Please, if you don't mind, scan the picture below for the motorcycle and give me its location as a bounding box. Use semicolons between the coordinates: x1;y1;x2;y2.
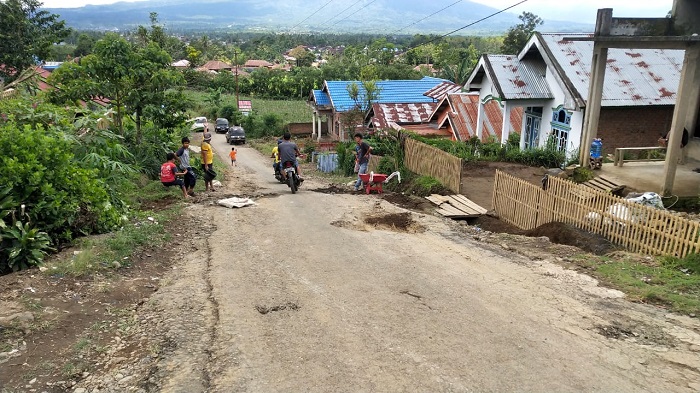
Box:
281;161;301;193
273;163;285;183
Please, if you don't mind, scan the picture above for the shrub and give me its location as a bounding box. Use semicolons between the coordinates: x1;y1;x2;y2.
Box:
408;176;448;197
0;189;53;273
0;124;123;244
219;105;243;125
335;141;357;176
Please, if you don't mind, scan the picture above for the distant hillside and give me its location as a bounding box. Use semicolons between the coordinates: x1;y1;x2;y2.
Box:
46;0;593;34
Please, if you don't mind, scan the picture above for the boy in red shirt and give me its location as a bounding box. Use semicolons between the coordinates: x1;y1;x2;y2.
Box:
160;152;189;199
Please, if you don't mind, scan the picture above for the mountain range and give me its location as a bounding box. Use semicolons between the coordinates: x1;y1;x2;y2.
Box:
45;0;594;34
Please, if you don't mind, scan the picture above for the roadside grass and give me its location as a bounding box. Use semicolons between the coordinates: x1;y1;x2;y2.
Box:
43;176;183;277
572;253;700;315
184;90;311;123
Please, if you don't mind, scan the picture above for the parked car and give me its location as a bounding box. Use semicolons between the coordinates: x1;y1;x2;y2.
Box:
225;126;246;145
214;118;229;133
190;117;208;132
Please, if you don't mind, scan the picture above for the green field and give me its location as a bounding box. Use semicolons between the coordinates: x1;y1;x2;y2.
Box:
184;90;313;124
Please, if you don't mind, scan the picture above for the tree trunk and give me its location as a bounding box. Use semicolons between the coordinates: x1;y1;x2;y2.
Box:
136;106;142;144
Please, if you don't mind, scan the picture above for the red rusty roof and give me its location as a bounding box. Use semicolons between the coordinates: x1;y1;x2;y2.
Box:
244;59;273;68
423;81;463;100
202;60;232;70
435;94;523;142
370;102;438;129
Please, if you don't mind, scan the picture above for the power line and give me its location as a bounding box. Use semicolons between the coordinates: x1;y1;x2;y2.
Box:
288;0;337;33
389;0;464;36
321;0;378;32
406;0;529;51
316;0;364;30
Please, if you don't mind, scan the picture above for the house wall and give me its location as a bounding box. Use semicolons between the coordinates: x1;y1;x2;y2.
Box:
597;106;674;154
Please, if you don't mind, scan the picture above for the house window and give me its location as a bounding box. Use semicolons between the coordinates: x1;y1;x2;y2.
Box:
524;107;543;148
550;106;572;152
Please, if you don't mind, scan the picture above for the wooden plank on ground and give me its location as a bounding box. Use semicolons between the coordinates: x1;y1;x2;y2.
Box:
451;195;488;214
426;194;486;218
436;207;472;218
583;176;625;194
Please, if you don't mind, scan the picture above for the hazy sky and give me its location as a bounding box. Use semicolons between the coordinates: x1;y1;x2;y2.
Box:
41;0;674;23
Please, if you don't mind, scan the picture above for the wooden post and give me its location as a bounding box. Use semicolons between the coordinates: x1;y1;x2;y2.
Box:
580;9;612;168
661;46;700;195
317;112;322;142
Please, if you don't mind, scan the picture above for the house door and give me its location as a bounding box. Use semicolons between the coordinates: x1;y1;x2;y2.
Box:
525;107;543;148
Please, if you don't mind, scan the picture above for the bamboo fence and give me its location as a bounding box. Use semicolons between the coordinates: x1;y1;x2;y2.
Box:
492;170;700;257
403;137;462;193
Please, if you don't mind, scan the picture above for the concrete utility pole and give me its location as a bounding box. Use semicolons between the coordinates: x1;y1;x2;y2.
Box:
234;50;240;109
568;0;700;195
579;9;612;169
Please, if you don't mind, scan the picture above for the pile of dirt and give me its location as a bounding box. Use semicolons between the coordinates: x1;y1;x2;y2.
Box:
364;212;425;233
525;222;618;255
469;217;617;255
381;193;434;212
311;185;352;194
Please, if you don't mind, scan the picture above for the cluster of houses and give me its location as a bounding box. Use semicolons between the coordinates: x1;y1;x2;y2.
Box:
308;32;693;159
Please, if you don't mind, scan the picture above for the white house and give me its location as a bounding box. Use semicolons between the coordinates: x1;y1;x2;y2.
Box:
465;32;684;157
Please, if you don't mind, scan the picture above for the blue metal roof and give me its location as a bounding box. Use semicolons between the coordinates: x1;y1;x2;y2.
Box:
325;76;447;111
313;89;331;106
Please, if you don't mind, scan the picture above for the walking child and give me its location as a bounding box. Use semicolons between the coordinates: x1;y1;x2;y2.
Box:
176;137;197;196
229;147;237;166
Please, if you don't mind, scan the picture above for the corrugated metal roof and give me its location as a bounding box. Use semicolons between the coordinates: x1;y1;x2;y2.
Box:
423;81;462;100
324;76;446;112
202;60;232;70
539;33;684;106
312;89;331;107
399;123;452;137
371;102;438;129
244;59;273;68
486;55;553;100
438;94;523;142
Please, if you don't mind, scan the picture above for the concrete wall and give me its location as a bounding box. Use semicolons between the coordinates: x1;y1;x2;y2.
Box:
286;122;328;135
673;0;700;34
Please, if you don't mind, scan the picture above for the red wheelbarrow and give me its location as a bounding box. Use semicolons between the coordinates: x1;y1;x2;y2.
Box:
357;171;401;194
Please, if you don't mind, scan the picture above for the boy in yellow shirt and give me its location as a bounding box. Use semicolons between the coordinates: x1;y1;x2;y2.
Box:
201;133;216;191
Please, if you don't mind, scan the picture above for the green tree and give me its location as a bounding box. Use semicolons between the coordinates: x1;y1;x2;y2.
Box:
0;0;69;81
501;12;543;54
48;33;185;139
73;33;95;57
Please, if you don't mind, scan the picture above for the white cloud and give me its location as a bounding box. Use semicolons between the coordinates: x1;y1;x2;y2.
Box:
42;0;148;8
468;0;673;23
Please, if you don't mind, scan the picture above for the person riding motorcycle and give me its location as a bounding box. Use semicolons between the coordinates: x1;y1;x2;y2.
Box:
271;138;282;176
277;133;303;182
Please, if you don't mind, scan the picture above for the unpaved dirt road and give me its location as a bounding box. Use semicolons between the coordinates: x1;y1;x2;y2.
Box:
76;134;700;392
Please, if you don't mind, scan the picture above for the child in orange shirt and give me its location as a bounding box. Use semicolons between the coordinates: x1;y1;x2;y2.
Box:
229;147;237;166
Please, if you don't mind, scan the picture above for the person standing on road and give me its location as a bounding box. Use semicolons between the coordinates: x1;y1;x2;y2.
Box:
201;132;216;192
353;133;372;192
278;133;303;181
176;137;196;196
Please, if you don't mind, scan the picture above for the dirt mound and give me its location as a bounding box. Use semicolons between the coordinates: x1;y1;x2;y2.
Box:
381;193;433;212
525;222;618;255
364;212;425;233
311;185;352;194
